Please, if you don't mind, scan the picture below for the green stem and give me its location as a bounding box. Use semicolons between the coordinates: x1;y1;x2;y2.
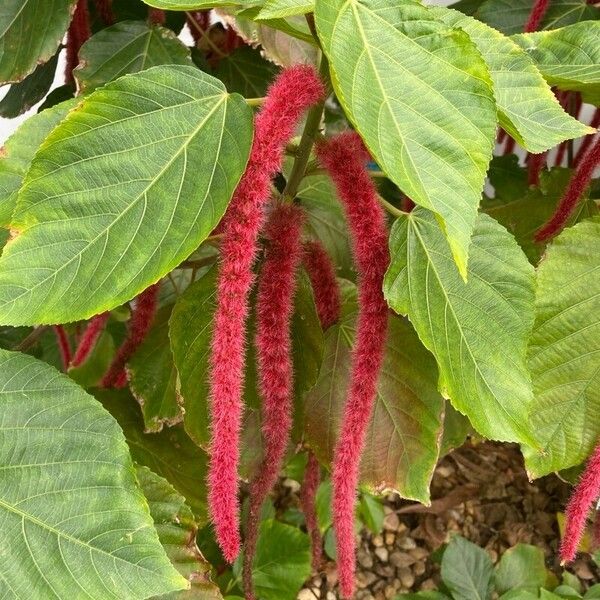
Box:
281;54;330;203
377;194;405;218
245;97;265;107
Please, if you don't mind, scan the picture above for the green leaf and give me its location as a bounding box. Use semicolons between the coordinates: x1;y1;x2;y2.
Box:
476;0;598;36
523;217;600;477
439;403;472;456
97;388;209;521
431;7;593;153
0;51;59;118
359;491;385;534
0;0;76;83
512;22;600;106
401;594;451;600
495;544;547;595
128;305;182;433
315;0;496;276
213;46;278;97
441;536;494;600
487;154;529;203
258;0;314;19
0;66;253;326
144;0;261;9
0;349;187;598
304;281;444;502
76;21;192;93
241;519;311;600
585;585;600;599
68;330;115;388
384;209;536;446
0;98;77;228
483;168;599;265
135;466;223;599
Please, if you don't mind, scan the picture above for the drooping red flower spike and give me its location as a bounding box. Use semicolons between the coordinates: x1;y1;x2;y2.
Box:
70;312;110;368
528;152;547;186
300;451;323;573
574;108;600;166
187;11;211;44
560;443;600;563
535;136;600;242
93;0;115;25
207;65;324;564
148;8;166;25
593;509;600;551
100;283;161;388
524;0;549;32
65;0;91;85
303;240;341;331
54;326;72;372
242;203;306;600
316;131;390;599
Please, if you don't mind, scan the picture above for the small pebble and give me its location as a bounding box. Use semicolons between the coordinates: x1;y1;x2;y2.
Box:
398;566;415;588
398;536;417;550
374;546;389;563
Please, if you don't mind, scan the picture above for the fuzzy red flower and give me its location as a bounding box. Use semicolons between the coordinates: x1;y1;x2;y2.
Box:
300;451;323;573
101;283;160;388
536;136;600;242
71;312;110;368
316;131;390;599
524;0;549;32
207;65;324;563
574;108;600;166
66;0;91;84
93;0;115;25
528;152;547;186
560;443;600;563
54;326;72;372
303;240;341;331
242;203;306;599
148;8;166;25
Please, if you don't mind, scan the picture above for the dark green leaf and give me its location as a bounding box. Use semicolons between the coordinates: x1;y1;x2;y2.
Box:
213;46;278;97
495;544;547;595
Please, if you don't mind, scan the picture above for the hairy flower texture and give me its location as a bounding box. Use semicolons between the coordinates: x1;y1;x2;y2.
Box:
54;326;72;372
70;312;110;368
560;443;600;563
187;11;210;44
316;131;390;599
536;136;600;242
66;0;91;84
574;108;600;167
300;451;323;573
503;136;516;155
303;240;341;331
148;8;166;25
101;283;160;388
207;65;324;564
242;203;306;600
524;0;549;32
528;152;547;186
93;0;115;25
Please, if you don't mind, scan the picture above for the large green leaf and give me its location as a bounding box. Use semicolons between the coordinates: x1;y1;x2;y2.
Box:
0;66;253;326
432;7;593;152
136;466;223;599
258;0;314;19
128;305;182;433
476;0;598;36
237;519;311;600
0;0;76;83
512;22;600;106
441;536;494;600
0;99;77;228
483;168;599;265
384;209;536;446
0;349;187;598
76;21;192;93
494;544;547;595
523;218;600;478
144;0;260;8
315;0;496;276
0;52;59;118
98;388;209;521
304;281;444;502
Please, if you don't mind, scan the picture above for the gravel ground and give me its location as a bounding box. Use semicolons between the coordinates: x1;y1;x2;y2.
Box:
296;441;599;599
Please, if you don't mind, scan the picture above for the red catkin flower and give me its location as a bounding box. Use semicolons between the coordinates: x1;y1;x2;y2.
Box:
207;65;324;564
524;0;549;32
70;312;110;368
148;8;166;25
536;136;600;242
300;451;323;573
528;152;547;186
503;136;516;155
93;0;115;25
560;443;600;563
303;240;341;331
187;11;210;43
100;283;161;388
242;203;306;600
54;326;72;372
316;131;390;599
65;0;91;85
593;509;600;551
574;108;600;167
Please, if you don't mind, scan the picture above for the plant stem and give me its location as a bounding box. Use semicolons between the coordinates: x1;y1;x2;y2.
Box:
377;194;405;218
245;97;265;107
13;326;49;352
281;55;330;203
